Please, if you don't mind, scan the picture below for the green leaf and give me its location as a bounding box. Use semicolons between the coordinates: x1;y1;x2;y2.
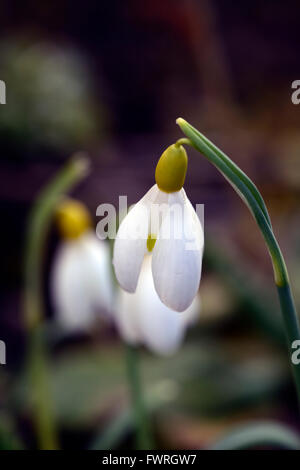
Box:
208;421;300;450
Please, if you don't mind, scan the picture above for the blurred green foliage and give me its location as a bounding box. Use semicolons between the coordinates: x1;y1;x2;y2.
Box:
11;338;288;448
0;39;103;155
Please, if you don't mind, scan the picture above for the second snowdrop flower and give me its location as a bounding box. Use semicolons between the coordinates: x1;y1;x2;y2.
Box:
51;199;113;332
113;143;204;312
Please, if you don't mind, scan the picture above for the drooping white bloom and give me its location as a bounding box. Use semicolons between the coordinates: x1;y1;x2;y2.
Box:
51;230;113;332
113;184;204;312
115;255;200;355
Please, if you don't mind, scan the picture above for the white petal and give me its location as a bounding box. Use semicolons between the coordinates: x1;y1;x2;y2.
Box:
152;190;204;312
114;288;141;346
182;292;201;326
51;241;95;332
51;232;114;332
148;187;169;237
136;256;189;355
115;255;196;354
112;184;159;293
78;231;113;315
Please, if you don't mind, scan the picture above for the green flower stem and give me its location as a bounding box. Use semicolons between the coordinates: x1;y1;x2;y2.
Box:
209;421;300;450
110;236;153;450
125;345;153;450
90;379;170;450
176;118;300;402
175;138;191;148
24;154;90;449
277;284;300;393
176;119;272;228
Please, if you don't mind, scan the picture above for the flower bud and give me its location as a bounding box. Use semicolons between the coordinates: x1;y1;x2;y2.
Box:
155;144;188;193
55;199;91;239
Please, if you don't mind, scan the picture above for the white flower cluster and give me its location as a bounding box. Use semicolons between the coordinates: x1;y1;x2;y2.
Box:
51;143;204;355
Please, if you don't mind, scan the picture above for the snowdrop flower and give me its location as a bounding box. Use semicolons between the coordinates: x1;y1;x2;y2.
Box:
51;199;113;332
113;143;204;312
115;255;200;355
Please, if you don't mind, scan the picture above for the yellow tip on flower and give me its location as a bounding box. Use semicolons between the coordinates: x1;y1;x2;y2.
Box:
55;198;91;239
147;234;157;252
155;144;188;193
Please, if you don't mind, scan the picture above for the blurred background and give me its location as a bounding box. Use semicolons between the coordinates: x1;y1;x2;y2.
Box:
0;0;300;450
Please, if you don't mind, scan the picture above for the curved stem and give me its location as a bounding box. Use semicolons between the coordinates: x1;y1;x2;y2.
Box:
209;421;300;450
24;154;90;449
177;118;272;228
175;138;191;148
125;345;153;450
176;118;300;403
277;284;300;395
177;130;288;285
